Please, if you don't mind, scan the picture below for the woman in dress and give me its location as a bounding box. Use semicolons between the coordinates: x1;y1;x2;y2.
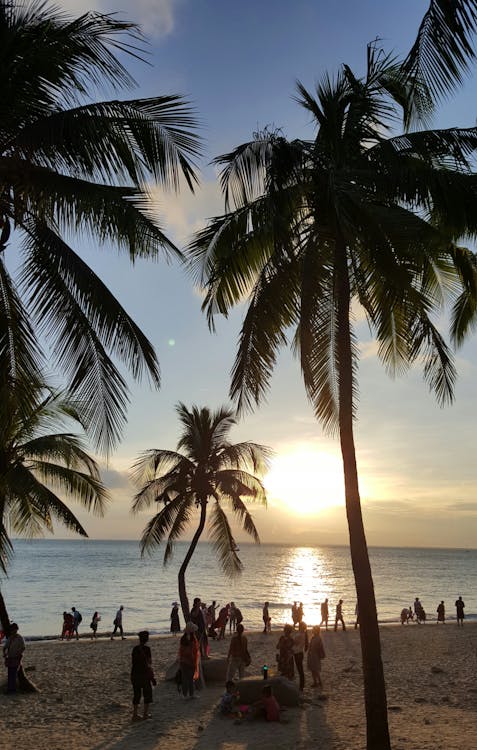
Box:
170;602;180;634
178;622;200;698
307;625;326;689
90;611;101;639
276;624;294;679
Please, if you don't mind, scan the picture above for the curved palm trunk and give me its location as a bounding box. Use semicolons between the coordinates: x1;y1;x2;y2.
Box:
336;239;391;750
178;499;207;622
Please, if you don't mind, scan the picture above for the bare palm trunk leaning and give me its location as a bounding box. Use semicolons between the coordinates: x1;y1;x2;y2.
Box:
177;500;207;621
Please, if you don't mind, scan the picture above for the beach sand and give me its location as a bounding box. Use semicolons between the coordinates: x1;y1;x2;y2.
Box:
1;622;476;750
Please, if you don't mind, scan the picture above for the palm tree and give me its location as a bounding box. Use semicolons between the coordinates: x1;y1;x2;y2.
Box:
188;42;477;750
0;383;109;640
131;403;270;620
0;1;200;454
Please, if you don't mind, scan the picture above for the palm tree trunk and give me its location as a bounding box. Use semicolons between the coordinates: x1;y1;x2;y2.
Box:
178;499;207;622
335;238;391;750
0;588;10;634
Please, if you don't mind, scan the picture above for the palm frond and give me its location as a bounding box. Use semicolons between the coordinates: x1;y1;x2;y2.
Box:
208;501;242;578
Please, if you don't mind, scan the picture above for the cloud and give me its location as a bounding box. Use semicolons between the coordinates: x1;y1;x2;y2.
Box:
445;502;477;513
57;0;181;39
100;467;132;490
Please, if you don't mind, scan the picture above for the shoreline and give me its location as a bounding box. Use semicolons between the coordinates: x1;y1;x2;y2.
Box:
1;622;476;750
15;613;477;642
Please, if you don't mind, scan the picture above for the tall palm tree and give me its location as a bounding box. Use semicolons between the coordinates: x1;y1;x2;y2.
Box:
131;403;270;620
0;1;201;454
188;43;477;750
0;383;109;636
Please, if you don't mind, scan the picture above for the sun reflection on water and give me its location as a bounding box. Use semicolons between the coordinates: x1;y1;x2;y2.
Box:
274;546;337;627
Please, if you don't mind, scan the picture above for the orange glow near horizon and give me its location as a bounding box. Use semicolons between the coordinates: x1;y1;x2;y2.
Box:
264;448;347;515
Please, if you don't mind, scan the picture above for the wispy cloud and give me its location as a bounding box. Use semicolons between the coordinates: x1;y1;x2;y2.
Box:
57;0;182;39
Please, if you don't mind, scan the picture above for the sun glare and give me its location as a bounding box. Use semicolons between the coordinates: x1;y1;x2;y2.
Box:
264;448;346;515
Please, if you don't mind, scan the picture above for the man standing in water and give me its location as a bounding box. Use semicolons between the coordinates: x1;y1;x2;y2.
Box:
455;596;465;626
320;598;329;630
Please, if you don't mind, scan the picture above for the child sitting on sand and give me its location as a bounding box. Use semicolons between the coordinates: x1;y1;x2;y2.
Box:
219;680;240;717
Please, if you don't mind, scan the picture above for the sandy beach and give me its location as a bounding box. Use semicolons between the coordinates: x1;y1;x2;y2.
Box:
1;622;476;750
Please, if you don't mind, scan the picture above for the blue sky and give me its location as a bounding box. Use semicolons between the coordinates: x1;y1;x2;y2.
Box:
44;0;477;547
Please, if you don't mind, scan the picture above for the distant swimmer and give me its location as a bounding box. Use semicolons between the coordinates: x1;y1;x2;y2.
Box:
455;596;465;626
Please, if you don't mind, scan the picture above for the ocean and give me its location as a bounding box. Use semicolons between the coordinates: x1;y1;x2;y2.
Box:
1;540;475;638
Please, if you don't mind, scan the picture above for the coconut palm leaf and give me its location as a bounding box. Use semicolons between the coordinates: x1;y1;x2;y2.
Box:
131;403;270;618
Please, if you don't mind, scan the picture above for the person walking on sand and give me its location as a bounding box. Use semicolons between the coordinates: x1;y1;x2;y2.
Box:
90;611;101;639
320;598;329;630
170;602;181;635
226;623;250;681
178;622;200;699
455;596;465;626
131;630;156;721
437;601;445;624
354;602;360;629
262;602;271;633
3;623;25;694
71;606;82;640
307;625;326;689
111;605;125;639
334;599;346;631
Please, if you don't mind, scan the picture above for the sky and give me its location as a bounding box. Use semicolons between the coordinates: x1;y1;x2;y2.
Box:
18;0;477;547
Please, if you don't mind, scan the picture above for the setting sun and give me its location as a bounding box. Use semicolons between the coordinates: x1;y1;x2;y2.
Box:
264;448;346;514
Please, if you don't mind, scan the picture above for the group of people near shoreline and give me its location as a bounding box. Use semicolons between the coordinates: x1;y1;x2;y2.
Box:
60;605;124;640
400;596;466;625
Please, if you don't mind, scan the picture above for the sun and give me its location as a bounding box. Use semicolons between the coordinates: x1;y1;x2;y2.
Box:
264;448;345;514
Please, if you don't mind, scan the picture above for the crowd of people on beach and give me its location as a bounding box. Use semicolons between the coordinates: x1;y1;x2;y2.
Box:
2;591;469;713
399;595;466;625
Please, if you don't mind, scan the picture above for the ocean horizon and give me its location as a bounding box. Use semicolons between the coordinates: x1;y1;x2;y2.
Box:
2;539;475;638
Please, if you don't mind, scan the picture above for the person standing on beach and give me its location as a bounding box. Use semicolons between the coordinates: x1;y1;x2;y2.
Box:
111;605;125;639
334;599;346;631
226;623;250;681
131;630;156;721
276;624;294;679
170;602;181;635
307;625;325;690
436;601;445;624
229;602;237;633
262;602;271;633
190;597;208;657
3;623;25;694
71;607;82;640
455;596;465;626
320;598;329;630
292;621;308;691
178;622;200;698
90;611;101;639
354;602;360;629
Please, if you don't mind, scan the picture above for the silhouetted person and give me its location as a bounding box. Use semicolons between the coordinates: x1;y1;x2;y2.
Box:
291;601;299;628
170;602;180;635
455;596;465;626
292;621;308;691
3;623;25;694
354;602;360;629
131;630;155;721
436;601;445;624
320;598;329;630
262;602;271;633
334;599;346;631
111;605;125;639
